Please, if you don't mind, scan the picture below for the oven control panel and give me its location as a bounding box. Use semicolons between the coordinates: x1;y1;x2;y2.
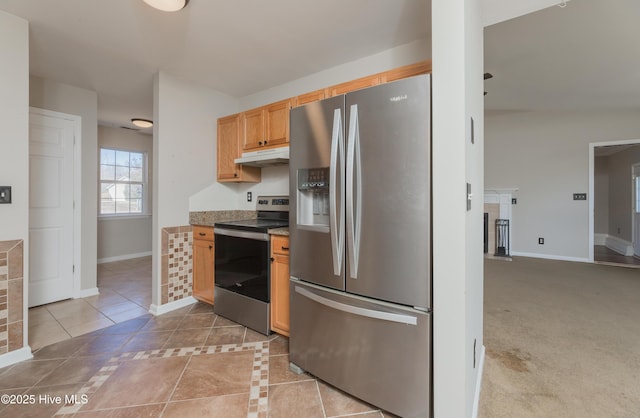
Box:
256;195;289;211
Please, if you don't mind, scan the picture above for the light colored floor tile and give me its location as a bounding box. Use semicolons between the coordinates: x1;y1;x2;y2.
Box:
28;321;70;351
107;306;150;323
28;306;55;327
65;317;116;338
55;308;110;329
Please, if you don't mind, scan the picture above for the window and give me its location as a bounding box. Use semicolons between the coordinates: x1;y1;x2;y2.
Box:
100;148;146;215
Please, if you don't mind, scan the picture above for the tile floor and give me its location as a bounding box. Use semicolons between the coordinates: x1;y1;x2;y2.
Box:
29;257;152;351
2;302;397;418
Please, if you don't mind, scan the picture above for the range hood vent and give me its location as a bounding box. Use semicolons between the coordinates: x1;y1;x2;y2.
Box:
234;146;289;167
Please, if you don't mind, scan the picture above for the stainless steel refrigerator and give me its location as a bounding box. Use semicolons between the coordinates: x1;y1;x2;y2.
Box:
289;74;432;418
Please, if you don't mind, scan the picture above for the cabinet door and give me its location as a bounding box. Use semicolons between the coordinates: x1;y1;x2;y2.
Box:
242;108;265;151
270;235;290;336
193;238;215;305
217;114;261;183
265;99;291;147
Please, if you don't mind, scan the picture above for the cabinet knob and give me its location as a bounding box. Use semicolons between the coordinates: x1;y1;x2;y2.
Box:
270;257;275;262
234;173;238;177
258;141;263;146
264;140;268;145
209;245;213;250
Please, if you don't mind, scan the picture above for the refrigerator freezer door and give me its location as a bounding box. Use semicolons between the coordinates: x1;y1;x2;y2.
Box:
345;75;431;309
289;280;431;418
290;96;346;291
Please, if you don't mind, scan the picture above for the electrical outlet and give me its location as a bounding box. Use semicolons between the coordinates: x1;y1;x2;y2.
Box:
573;193;587;201
0;186;11;204
538;237;544;245
512;198;517;205
247;192;252;202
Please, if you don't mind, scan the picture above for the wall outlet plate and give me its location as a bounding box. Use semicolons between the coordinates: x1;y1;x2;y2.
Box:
0;186;11;204
538;237;544;245
573;193;587;201
247;192;252;202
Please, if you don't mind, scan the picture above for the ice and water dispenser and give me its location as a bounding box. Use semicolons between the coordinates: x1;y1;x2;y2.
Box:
296;167;330;231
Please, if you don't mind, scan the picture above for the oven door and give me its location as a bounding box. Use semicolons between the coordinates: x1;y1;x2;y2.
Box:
214;228;270;303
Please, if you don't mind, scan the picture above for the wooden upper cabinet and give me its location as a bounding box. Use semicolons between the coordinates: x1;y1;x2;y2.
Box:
381;61;432;83
217;113;260;183
242;99;291;152
294;89;328;107
265;99;291;148
242;108;265;151
329;74;381;97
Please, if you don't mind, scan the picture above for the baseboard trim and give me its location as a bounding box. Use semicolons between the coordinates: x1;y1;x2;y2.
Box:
75;287;99;299
0;347;33;368
471;344;486;418
511;251;590;263
97;251;152;264
149;296;197;316
604;235;634;256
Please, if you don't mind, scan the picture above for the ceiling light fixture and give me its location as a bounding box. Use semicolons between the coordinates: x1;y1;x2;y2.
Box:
131;118;153;128
142;0;189;12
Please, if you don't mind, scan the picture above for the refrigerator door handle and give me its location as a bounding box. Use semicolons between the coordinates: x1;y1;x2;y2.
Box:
329;108;345;276
346;104;362;279
294;286;418;325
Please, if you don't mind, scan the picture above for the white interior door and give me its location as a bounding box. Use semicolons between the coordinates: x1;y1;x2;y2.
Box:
634;164;640;257
29;110;76;307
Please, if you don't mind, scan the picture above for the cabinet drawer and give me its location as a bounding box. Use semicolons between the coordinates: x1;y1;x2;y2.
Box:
272;236;289;255
193;226;214;241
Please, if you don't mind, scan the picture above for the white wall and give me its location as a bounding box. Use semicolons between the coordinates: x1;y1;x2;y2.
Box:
485;108;640;260
152;72;239;305
29;76;99;291
0;11;29;355
97;125;153;262
432;0;484;416
0;11;29;244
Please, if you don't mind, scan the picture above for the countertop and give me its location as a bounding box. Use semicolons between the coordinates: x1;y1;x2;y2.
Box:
189;210;289;236
269;227;289;236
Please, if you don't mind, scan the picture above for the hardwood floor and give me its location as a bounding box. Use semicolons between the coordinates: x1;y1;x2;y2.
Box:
594;245;640;268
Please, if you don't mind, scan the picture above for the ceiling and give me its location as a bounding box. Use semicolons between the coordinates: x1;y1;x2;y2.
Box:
0;0;638;132
484;0;640;112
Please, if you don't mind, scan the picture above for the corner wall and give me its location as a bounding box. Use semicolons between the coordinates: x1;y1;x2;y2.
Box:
152;72;238;308
0;10;30;363
485;108;640;260
432;0;484;416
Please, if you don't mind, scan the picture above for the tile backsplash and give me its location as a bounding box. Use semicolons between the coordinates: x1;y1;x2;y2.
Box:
161;226;193;305
0;240;24;354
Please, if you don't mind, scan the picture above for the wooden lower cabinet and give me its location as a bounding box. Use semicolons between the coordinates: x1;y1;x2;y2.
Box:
270;235;290;336
192;226;215;305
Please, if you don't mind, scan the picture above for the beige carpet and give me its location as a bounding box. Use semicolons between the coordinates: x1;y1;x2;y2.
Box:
479;257;640;418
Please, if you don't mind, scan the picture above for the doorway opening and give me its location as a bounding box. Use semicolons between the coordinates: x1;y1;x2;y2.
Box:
590;139;640;268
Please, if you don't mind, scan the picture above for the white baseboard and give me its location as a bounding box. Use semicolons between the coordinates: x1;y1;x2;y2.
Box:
0;347;33;368
604;235;634;256
471;344;486;418
75;287;99;299
97;251;152;264
510;251;590;263
149;296;197;316
594;233;608;246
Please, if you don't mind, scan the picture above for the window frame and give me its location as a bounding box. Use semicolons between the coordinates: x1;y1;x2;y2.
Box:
99;147;149;217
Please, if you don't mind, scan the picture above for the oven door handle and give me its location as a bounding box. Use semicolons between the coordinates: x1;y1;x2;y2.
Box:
214;228;269;241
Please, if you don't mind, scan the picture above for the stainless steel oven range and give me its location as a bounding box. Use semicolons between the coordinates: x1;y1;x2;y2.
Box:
213;196;289;335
